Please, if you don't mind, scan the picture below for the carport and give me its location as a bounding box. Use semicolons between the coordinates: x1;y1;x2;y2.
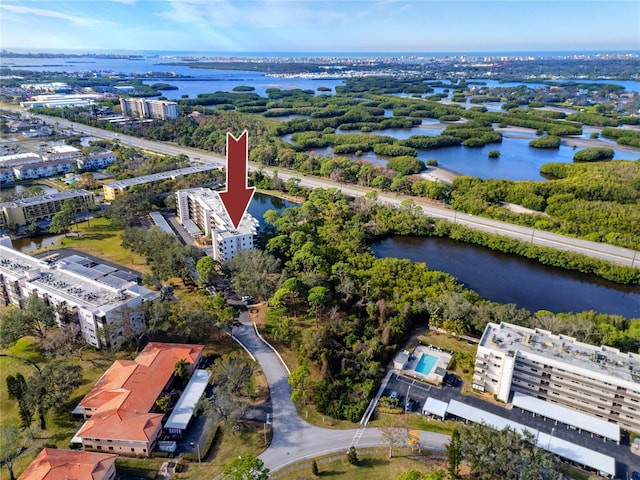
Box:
421;397;448;420
164;369;211;436
512;392;620;444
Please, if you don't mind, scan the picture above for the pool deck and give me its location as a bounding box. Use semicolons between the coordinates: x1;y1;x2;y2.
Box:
400;344;452;385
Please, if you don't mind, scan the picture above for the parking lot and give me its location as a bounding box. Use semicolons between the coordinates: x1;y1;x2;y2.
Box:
381;372;640;475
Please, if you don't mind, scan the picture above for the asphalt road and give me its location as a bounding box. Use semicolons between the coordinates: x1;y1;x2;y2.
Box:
19;112;640;269
230;305;449;474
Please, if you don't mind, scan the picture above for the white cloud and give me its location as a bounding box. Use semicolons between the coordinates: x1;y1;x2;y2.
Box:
0;3;108;27
158;0;354;29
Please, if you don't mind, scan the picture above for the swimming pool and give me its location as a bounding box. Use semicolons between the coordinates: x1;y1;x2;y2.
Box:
414;353;438;376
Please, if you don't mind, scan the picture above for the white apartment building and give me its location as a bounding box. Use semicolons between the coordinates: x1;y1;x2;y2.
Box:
473;322;640;434
119;98;179;120
0;238;158;349
175;188;259;262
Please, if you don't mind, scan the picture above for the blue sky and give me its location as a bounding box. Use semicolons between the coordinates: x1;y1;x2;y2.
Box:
1;0;639;54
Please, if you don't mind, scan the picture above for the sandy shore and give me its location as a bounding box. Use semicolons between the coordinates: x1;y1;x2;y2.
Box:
419;166;460;184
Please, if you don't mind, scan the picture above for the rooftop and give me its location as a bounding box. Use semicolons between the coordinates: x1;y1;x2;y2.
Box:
106;164;219;189
17;449;117;480
480;322;640;385
77;343;204;442
181;187;259;237
0;244;157;312
0;189;91;209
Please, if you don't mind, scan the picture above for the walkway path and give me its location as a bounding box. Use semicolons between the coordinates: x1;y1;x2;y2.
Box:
231;306;449;474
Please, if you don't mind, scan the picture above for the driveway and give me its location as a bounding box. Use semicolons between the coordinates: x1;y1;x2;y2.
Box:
230;306;448;473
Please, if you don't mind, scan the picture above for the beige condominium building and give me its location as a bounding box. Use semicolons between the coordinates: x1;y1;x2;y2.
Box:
175;187;259;262
473;322;640;435
103;164;220;200
0;189;94;230
119;98;179;120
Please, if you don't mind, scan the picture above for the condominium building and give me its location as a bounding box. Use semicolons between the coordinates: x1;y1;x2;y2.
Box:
0;238;159;349
119;98;179;120
0;190;94;230
103;164;220;200
473;322;640;434
74;342;204;456
175;188;259;262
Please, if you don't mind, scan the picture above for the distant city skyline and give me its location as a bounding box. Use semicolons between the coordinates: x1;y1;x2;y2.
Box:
1;0;639;54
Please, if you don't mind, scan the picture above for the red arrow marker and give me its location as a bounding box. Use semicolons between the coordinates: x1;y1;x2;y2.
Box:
220;130;255;229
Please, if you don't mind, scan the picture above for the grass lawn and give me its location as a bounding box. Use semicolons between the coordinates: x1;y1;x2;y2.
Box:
1;337;121;477
33;216;150;275
273;449;469;480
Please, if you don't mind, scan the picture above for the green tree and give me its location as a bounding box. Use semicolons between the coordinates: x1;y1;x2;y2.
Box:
28;361;83;430
346;446;358;465
0;425;23;480
156;394;171;413
208;352;255;397
222;454;270;480
6;373;33;430
446;427;462;478
288;364;311;404
311;459;319;476
0;295;56;347
307;285;332;324
196;256;219;288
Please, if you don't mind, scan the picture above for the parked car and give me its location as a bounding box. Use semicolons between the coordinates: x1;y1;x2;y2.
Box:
446;373;456;387
631;471;640;480
406;399;416;412
389;391;398;401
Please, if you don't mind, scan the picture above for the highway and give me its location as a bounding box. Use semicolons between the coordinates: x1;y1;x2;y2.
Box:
29;113;640;269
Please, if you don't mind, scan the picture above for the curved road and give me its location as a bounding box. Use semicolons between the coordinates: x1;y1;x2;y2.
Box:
231;306;449;473
26;113;640;269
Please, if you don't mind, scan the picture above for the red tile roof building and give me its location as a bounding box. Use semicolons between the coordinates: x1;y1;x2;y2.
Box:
18;449;117;480
75;342;204;456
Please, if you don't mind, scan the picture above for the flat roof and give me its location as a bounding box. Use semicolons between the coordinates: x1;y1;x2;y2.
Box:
537;432;616;476
447;399;536;438
149;212;175;235
422;397;448;419
0;189;91;208
164;369;211;431
106;164;219;189
512;392;620;442
446;399;616;476
481;322;640;386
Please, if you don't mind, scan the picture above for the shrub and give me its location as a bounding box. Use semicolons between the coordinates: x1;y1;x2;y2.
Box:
573;148;615;162
529;135;561;149
488;150;500;158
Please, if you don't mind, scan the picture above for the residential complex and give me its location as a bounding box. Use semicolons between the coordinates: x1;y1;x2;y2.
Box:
102;164;220;200
119;98;179;120
73;342;204;455
0;238;159;349
0;147;115;184
17;449;117;480
175;187;259;262
0;189;94;230
473;322;640;435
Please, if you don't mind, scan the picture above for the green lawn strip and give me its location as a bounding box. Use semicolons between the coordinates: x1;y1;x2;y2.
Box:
272;448;452;480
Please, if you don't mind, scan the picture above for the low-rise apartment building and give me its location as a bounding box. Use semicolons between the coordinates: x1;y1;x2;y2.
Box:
0;190;93;230
103;164;220;200
0;238;159;349
175;187;259;262
473;322;640;435
18;449;117;480
74;342;204;456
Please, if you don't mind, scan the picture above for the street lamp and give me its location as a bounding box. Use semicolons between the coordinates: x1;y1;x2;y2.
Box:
547;427;555;451
405;386;412;413
190;442;201;464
